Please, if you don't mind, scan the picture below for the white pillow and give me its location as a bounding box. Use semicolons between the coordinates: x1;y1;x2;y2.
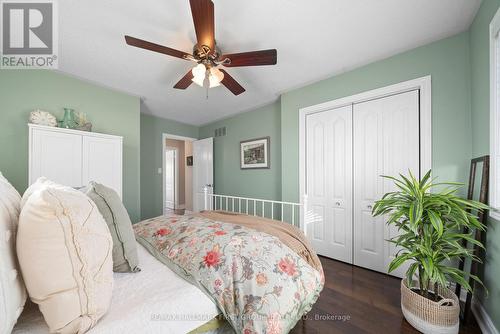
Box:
20;176;59;209
0;172;27;334
17;178;113;333
0;172;22;224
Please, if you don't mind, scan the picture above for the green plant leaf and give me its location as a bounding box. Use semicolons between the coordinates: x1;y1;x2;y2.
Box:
374;169;491;295
428;210;443;237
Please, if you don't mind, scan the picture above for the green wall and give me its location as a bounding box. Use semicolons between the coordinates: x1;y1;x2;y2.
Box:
199;101;281;201
0;70;141;222
470;0;499;156
140;113;199;219
199;33;475;206
280;32;472;202
470;0;500;329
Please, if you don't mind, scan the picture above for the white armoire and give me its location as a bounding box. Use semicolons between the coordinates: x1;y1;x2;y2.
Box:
28;124;123;198
302;84;428;278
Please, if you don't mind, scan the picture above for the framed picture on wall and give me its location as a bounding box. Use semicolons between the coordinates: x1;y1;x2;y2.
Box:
240;137;270;169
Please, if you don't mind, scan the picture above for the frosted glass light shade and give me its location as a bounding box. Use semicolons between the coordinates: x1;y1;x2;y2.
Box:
191;64;206;87
209;68;224;88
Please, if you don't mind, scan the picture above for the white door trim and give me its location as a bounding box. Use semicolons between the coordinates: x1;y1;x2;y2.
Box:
163;133;198;142
162;133;197;215
489;7;500;220
299;75;432;231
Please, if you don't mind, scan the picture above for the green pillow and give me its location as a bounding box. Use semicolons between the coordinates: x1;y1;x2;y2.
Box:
85;182;140;273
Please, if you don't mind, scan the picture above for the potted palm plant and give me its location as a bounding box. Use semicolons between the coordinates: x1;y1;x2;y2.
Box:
372;171;489;334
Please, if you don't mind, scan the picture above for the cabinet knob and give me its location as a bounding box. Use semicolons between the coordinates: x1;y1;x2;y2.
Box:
367;205;373;210
335;202;341;206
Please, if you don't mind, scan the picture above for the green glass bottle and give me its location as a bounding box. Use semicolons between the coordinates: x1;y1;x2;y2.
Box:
60;108;77;129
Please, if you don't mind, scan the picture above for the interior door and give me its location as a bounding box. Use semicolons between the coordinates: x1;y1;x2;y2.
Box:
353;90;420;276
164;149;176;210
82;136;122;197
193;137;213;212
31;129;82;188
306;105;353;263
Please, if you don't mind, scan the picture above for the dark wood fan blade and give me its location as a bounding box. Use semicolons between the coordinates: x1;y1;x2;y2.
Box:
189;0;215;52
125;35;191;60
221;49;277;67
173;70;194;89
219;69;245;95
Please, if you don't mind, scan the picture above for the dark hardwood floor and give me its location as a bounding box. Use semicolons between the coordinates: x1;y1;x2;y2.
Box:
290;256;482;334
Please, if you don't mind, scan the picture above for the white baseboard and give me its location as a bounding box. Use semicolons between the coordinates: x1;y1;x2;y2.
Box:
472;300;499;334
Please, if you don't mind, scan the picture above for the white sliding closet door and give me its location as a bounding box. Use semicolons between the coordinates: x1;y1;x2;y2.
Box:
306;105;353;262
353;90;420;276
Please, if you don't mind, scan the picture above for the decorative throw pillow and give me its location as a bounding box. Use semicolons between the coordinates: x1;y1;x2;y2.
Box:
0;172;27;334
0;172;22;222
84;182;140;273
20;177;59;209
17;178;113;333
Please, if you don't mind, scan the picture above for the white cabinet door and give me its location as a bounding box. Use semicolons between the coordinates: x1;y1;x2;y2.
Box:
82;136;122;198
353;90;420;276
30;129;82;187
306;105;353;263
193;137;213;212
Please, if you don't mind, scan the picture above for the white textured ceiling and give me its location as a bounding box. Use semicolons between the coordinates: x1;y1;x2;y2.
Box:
59;0;481;126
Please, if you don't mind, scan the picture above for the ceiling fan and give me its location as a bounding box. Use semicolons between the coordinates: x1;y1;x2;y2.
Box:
125;0;277;96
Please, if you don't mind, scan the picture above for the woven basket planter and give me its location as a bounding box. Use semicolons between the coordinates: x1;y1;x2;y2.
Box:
401;279;460;334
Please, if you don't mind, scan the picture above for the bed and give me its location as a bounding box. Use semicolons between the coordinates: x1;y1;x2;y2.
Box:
13;243;229;334
13;191;323;334
133;210;323;334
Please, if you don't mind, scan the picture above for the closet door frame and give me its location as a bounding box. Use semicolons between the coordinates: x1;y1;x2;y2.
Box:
299;75;432;254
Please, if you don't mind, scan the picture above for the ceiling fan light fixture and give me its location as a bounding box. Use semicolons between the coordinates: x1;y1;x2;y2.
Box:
125;0;278;95
192;75;205;87
209;67;224;88
191;63;206;87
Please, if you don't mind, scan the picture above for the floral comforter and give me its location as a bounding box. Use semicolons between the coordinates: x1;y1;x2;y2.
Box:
133;214;324;334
